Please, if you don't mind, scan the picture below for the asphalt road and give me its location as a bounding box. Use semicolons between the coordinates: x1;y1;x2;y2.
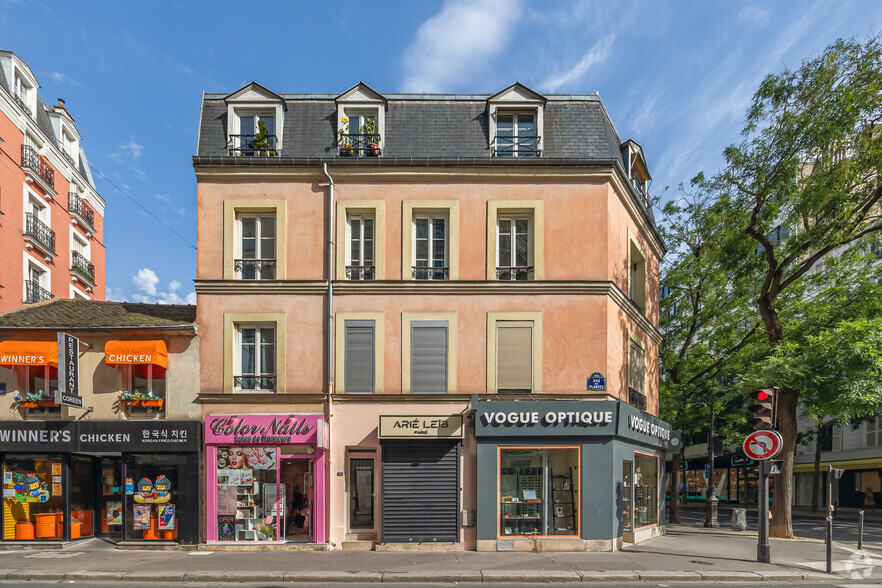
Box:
676;508;882;551
0;583;873;588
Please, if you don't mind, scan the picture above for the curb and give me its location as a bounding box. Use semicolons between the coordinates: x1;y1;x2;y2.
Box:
0;568;846;583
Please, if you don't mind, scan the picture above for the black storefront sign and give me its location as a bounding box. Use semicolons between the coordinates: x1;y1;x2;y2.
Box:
475;400;618;437
0;420;200;453
57;333;83;409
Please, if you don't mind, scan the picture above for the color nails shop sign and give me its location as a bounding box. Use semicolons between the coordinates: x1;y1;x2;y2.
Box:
205;414;322;445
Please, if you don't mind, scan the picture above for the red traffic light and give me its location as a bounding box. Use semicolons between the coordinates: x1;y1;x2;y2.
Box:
756;391;770;401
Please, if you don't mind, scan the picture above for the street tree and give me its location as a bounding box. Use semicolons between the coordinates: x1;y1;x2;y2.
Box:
714;36;882;537
658;183;761;523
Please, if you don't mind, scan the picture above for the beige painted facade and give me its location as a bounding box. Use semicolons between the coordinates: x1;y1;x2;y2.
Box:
0;329;199;421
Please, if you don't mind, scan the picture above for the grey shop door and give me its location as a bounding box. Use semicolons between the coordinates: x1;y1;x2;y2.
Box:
381;440;459;542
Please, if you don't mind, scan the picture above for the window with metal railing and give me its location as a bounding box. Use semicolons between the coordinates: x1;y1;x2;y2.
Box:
497;217;533;280
68;193;95;229
235;325;276;392
236;215;276;280
71;251;94;281
24;212;56;254
346;215;375;280
228;114;277;156
495;113;539;157
24;279;53;304
413;215;448;280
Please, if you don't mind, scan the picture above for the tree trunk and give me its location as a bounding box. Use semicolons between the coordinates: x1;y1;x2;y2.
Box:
810;421;822;513
670;452;682;524
770;387;797;538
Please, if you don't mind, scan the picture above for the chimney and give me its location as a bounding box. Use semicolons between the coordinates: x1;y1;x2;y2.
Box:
56;98;65;109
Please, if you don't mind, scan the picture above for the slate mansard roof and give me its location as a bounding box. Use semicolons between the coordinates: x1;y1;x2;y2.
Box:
194;82;657;228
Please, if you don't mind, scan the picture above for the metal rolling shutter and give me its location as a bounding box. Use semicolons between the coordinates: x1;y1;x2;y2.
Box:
381;440;459;542
411;321;448;394
345;321;374;394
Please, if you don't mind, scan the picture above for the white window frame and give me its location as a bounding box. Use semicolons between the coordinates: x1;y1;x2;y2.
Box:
346;214;375;280
234;323;277;392
235;213;276;280
412;213;449;280
867;417;881;448
496;214;533;280
494;110;538;157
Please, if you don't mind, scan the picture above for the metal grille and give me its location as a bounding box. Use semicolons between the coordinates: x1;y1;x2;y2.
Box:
24;212;56;254
68;193;95;228
381;440;459;542
25;279;53;303
338;134;381;157
71;251;95;281
234;259;276;280
234;375;277;391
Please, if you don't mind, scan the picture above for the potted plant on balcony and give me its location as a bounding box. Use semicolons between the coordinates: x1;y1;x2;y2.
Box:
338;117;355;156
361;118;380;157
251;120;276;156
14;390;57;408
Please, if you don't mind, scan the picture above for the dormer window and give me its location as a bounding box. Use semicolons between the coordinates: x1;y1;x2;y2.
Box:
621;140;651;206
13;73;32;117
335;83;387;158
488;83;546;158
224;82;286;157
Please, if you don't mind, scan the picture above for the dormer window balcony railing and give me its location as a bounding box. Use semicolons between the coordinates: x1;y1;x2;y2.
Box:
68;193;95;232
24;279;53;304
412;265;449;281
345;265;375;281
71;251;95;283
21;145;56;193
338;134;381;158
496;266;534;281
234;375;277;391
13;91;31;117
227;134;278;157
234;258;276;280
24;212;56;256
493;135;540;158
630;176;651;211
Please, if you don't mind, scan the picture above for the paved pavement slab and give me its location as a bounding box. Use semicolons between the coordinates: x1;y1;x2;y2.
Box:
636;570;703;581
578;570;640;582
383;570;483;582
698;571;764;581
65;570;126;581
283;570;384;582
481;569;582;582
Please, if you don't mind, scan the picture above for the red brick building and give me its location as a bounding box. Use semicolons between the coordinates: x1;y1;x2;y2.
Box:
0;50;105;310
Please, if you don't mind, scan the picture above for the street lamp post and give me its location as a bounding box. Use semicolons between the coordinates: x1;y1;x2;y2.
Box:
704;390;719;528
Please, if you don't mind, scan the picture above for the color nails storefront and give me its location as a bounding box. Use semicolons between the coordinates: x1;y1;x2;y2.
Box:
204;414;327;544
0;420;200;545
473;399;674;552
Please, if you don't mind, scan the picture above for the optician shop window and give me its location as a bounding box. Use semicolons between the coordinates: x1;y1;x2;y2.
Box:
634;452;658;527
499;447;579;538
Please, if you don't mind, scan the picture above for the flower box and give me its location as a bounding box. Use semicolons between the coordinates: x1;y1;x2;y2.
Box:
19;400;58;408
120;398;164;409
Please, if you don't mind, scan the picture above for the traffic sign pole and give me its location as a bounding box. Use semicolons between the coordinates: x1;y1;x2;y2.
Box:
757;460;770;563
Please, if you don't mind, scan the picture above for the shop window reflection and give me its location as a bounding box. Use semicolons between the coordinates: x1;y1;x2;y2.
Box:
499;447;579;538
634;452;658;527
3;455;63;540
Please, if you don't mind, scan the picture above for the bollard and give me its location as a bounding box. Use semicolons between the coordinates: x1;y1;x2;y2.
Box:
859;510;864;551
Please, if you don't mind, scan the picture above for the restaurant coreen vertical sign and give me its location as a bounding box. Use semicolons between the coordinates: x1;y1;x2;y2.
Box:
56;332;82;408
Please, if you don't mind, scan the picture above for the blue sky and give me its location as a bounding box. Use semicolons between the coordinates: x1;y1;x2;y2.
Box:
1;0;880;304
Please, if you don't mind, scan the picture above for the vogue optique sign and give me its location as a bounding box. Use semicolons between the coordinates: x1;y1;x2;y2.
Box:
474;400;618;437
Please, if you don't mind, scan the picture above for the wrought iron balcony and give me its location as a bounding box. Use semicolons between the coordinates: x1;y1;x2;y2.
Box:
412;265;449;281
234;258;276;280
21;145;55;190
24;212;56;255
493;135;540;157
338;134;381;158
13;92;31;117
227;134;278;156
68;193;95;231
630;177;651;211
345;265;375;280
496;266;534;281
25;280;53;304
61;149;76;167
71;251;95;282
234;375;277;391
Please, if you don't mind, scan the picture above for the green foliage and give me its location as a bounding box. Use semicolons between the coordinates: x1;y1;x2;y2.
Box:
251;120;275;155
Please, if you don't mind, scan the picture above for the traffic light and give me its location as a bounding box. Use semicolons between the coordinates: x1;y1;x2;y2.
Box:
748;388;778;430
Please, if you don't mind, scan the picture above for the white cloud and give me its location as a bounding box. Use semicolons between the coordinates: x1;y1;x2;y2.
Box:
540;34;616;92
119;140;143;159
128;268;194;305
132;268;159;296
43;71;81;86
155;193;172;203
738;6;772;27
401;0;524;92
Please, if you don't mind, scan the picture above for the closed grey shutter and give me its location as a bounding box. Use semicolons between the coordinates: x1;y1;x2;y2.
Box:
629;340;645;396
411;321;448;394
497;321;532;392
345;321;374;394
381;440;459;542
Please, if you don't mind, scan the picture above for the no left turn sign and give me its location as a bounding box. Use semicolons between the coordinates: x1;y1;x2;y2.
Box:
743;430;783;461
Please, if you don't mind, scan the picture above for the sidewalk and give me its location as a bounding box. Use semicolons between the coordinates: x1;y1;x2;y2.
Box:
0;523;879;583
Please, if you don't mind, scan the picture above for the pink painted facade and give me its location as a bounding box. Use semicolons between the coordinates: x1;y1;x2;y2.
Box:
194;84;664;550
0;51;105;311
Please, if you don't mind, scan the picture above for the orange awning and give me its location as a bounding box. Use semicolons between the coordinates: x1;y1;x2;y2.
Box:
104;340;168;369
0;341;58;367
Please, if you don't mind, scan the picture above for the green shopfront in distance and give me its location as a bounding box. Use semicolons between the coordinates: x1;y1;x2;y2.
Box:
473;398;674;551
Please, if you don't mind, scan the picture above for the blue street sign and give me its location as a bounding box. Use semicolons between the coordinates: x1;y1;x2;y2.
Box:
705;463;711;479
586;372;606;391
